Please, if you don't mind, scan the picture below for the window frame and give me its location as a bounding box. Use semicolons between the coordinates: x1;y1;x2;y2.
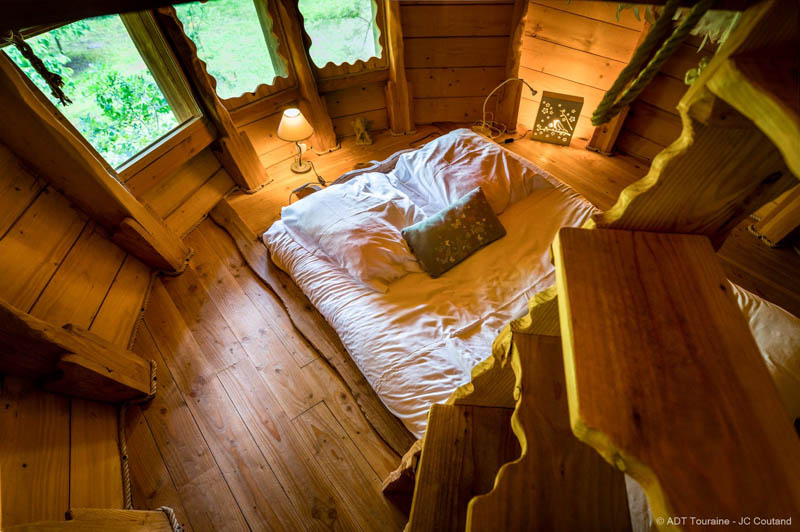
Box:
1;11;204;173
302;0;388;81
173;0;297;112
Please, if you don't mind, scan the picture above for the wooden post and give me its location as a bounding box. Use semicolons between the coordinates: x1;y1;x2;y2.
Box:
0;53;190;273
120;11;199;123
384;0;415;134
275;0;338;151
495;0;529;130
586;19;651;155
586;107;630;155
154;7;270;192
751;185;800;246
0;298;153;403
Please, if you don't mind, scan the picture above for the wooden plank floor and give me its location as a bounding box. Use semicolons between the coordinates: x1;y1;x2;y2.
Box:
128;220;405;531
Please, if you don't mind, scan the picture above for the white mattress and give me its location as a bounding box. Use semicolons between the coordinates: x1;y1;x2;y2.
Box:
265;139;596;437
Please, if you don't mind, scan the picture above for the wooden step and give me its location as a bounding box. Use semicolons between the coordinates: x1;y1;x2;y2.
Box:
467;332;631;531
5;508;172;531
407;404;519;531
553;227;800;528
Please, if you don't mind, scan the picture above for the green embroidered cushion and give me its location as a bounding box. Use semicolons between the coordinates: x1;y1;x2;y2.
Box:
402;187;506;278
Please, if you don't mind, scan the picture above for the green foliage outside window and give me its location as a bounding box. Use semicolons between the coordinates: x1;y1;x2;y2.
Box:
4;15;179;168
175;0;288;100
298;0;382;68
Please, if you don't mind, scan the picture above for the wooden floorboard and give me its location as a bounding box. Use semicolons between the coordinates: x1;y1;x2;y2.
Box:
130;219;403;531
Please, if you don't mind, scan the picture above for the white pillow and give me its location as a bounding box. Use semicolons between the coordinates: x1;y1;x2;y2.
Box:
280;172;424;292
318;200;422;293
389;128;550;216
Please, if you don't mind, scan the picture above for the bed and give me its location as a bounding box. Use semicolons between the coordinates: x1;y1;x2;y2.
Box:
264;128;800;441
264;129;596;437
262;127;800;530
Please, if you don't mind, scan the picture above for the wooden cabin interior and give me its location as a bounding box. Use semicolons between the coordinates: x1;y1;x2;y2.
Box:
1;0;799;530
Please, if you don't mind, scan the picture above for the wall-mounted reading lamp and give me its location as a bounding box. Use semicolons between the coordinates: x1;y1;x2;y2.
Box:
278;108;314;173
472;78;537;139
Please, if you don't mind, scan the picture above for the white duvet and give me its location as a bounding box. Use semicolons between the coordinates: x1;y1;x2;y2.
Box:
265;130;597;436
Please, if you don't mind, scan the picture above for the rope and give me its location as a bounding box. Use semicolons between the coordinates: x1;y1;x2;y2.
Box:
117;360;185;532
2;30;72;106
591;0;713;125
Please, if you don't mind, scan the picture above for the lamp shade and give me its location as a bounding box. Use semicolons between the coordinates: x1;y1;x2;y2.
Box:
277;108;314;142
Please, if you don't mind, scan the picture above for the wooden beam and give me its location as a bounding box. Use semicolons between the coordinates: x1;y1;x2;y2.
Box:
0;53;190;273
495;0;528;129
120;10;199;123
0;1;194;32
384;0;415;134
153;7;270;192
751;185;800;246
274;0;338;151
0;298;153;403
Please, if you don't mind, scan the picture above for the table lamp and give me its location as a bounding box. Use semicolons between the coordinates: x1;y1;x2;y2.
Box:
278;108;314;173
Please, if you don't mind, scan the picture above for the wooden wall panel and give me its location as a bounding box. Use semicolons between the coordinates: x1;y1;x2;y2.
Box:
0;143;45;236
165;168;236;238
414;96;486;124
323;82;390;138
403;2;513;125
404;37;508;68
0;188;88;311
516;1;645;146
407;67;506;98
0;142;155;527
323;83;386;118
525;3;641;62
141;149;222;219
616;38;715;161
401;4;513;37
332;108;389;137
0;376;70;528
29;223;126;328
239;109;299;169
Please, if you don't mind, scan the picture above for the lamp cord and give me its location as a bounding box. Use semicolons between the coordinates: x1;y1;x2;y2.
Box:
475;78;537;139
288;160;327;204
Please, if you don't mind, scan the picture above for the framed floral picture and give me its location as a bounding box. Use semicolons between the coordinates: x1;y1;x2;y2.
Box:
531;91;584;146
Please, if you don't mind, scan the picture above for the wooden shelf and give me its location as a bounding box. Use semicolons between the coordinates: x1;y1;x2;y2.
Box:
553;227;800;527
407;404;519;531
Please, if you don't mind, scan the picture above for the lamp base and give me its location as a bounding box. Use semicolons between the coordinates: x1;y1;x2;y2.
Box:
290;158;312;173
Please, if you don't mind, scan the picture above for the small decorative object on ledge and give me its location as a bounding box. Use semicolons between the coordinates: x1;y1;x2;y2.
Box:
352;117;373;145
531;91;584;146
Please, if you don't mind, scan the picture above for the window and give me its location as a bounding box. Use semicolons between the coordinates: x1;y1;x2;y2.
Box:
174;0;288;100
4;15;196;167
298;0;382;68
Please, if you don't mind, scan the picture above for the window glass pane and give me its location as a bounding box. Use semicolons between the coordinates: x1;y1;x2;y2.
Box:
4;16;181;167
175;0;288;100
298;0;382;68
